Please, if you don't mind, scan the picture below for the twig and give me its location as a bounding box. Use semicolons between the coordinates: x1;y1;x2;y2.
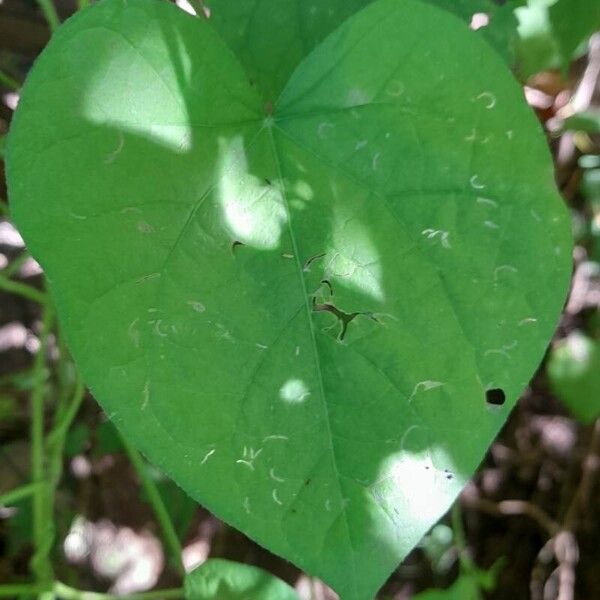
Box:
464;496;559;536
119;434;185;576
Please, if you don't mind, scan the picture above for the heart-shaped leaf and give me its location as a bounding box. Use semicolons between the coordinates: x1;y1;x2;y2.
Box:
185;559;300;600
206;0;518;104
6;0;572;598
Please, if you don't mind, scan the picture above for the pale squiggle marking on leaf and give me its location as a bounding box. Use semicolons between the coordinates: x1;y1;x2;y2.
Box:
236;459;255;471
121;207;142;214
142;381;150;410
153;319;168;338
105;131;124;164
187;300;205;313
485;341;518;360
200;448;216;465
408;381;444;403
318;122;334;139
477;197;498;208
484;220;499;230
531;209;542;222
69;212;87;220
465;129;477;142
295;346;300;356
506;130;514;140
325;499;332;512
263;435;289;443
519;317;538;326
272;489;283;505
128;318;140;347
494;265;518;281
255;343;268;350
280;378;311;403
347;88;371;106
270;468;285;483
470;175;485;190
386;79;405;97
475;91;496;109
400;425;420;451
243;497;251;514
421;229;451;249
235;447;262;471
137;221;154;234
355;140;368;151
372;152;381;171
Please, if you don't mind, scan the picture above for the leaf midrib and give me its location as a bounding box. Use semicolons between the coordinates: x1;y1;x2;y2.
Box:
263;122;358;594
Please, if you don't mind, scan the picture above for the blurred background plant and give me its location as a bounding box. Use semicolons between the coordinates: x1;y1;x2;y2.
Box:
0;1;599;599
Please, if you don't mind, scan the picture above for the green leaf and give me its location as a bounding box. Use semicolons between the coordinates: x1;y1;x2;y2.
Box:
548;332;600;423
563;111;600;134
184;559;300;600
412;575;480;600
6;0;572;598
206;0;519;104
514;0;600;78
549;0;600;66
205;0;372;103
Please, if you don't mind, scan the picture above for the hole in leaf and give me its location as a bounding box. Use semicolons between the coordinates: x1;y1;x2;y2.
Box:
485;388;506;406
303;252;326;272
231;240;245;253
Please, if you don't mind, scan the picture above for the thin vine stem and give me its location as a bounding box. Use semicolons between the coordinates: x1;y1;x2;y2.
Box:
0;583;44;598
30;304;55;588
36;0;60;32
0;70;20;91
0;273;48;304
0;482;43;507
119;434;185;576
0;582;184;599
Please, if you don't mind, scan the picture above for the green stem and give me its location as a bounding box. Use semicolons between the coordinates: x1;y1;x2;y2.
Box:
54;582;184;599
36;377;86;577
119;434;185;576
30;304;55;588
36;0;60;32
451;502;476;574
0;583;184;600
0;482;42;507
0;273;48;304
0;70;20;91
0;198;9;217
3;251;32;278
0;584;44;598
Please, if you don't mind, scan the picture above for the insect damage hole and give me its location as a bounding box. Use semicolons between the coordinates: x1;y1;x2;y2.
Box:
486;388;506;406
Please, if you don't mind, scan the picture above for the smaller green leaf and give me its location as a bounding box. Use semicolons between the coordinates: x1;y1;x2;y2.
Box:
563;111;600;134
548;332;600;423
185;559;300;600
412;575;480;600
548;0;600;67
